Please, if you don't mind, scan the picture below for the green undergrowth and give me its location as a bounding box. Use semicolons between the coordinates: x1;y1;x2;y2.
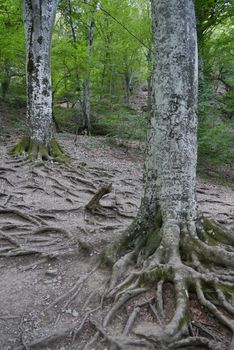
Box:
53;104;148;146
197;168;234;190
0;101;26;138
198;121;234;166
1;101;234;183
53;106;78;133
92;107;148;141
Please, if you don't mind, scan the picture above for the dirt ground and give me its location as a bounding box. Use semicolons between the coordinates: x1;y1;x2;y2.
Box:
0;134;233;350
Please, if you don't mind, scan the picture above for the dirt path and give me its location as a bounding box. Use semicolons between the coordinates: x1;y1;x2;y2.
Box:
0;134;233;350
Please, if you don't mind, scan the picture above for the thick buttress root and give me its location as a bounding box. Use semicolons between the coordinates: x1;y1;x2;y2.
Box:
96;217;234;349
9;136;68;162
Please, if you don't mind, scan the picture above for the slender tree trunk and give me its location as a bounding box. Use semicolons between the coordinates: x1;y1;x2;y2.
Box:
99;20;112;99
100;39;111;94
82;77;91;135
11;0;65;160
124;70;133;106
67;0;76;43
82;20;95;136
14;0;62;159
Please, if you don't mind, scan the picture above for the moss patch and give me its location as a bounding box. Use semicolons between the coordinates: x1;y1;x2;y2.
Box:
9;136;69;162
203;216;232;245
9;136;30;156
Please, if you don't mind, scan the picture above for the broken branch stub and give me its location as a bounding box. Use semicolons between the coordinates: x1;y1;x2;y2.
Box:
85;183;112;212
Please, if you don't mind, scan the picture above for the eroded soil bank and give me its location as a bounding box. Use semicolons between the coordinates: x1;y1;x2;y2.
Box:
0;134;233;350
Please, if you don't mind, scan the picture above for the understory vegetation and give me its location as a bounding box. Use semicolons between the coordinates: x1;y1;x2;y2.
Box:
0;0;233;169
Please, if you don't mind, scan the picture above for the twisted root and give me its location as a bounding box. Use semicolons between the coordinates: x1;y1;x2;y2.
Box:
97;217;234;349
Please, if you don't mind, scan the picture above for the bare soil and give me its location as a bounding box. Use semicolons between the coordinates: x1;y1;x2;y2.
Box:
0;133;233;350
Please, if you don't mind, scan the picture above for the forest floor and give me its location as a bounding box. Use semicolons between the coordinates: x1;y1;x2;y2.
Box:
0;133;234;350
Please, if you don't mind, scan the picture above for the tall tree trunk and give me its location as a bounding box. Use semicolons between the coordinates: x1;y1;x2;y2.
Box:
11;0;65;160
24;0;58;146
82;77;91;135
127;0;198;240
82;20;95;136
103;1;234;348
145;0;198;226
100;35;112;96
124;69;133;106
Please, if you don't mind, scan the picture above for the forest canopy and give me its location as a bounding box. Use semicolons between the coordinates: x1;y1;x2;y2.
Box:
0;0;233;165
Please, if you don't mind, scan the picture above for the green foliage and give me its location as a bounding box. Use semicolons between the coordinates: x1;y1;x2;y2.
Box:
52;0;151;105
197;15;234;166
198;79;222;122
53;106;78;133
0;0;25;100
54;103;147;143
198;121;234;165
92;106;147;142
195;0;233;44
0;0;234;171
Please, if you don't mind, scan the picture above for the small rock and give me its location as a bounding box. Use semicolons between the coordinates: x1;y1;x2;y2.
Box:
72;310;79;317
45;269;58;277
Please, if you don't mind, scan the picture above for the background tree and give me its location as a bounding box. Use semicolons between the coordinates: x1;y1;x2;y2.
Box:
11;0;65;160
0;0;233;167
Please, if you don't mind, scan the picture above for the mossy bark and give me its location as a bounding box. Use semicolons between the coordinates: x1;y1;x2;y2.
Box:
10;136;68;162
102;215;234;349
99;0;234;348
21;0;60;159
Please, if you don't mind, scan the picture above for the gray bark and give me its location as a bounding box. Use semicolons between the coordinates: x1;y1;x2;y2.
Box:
136;0;198;232
124;69;133;106
82;20;95;136
82;77;91;135
146;49;152;112
23;0;59;146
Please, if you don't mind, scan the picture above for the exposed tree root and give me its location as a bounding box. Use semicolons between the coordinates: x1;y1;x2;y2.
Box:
9;136;68;162
83;331;100;350
44;262;100;311
0;166;16;172
85;183;112;212
0;176;14;186
72;293;105;341
0;222;73;257
0;208;42;225
15;325;74;350
91;320;152;349
98;216;234;349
